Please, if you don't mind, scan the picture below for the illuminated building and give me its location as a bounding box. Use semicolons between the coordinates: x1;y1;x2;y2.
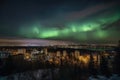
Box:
74;50;80;59
56;51;61;57
63;50;67;57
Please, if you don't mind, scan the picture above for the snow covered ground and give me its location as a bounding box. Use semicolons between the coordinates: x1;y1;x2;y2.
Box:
88;74;120;80
0;69;120;80
0;68;59;80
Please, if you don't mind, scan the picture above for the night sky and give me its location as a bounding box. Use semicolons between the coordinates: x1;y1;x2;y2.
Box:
0;0;120;43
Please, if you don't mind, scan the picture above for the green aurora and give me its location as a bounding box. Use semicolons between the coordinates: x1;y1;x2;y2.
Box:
1;0;120;43
19;12;120;43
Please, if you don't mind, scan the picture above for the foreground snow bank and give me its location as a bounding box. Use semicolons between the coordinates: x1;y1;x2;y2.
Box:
88;74;120;80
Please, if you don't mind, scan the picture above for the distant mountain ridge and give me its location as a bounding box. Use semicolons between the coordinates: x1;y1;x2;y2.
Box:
0;38;117;47
0;38;76;46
